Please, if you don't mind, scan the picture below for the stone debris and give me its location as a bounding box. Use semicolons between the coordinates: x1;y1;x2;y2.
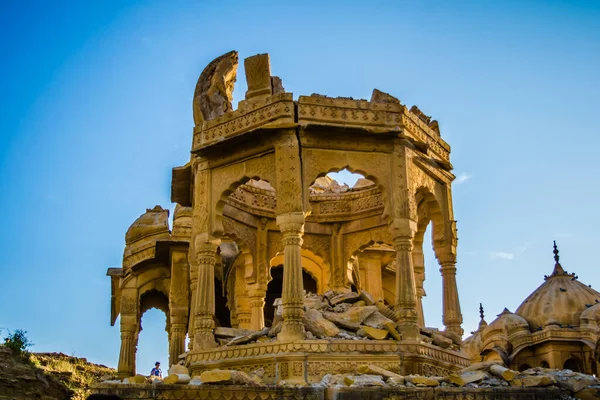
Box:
224;327;270;346
163;373;191;384
329;292;361;306
489;364;517;381
357;326;389;340
448;370;488;386
343;374;385;387
357;364;403;381
200;369;260;385
123;375;147;384
167;364;189;376
214;327;253;339
405;375;440;387
303;308;341;338
362;311;394;329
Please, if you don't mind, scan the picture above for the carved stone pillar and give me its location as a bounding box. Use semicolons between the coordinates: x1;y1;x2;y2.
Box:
193;240;219;349
390;219;419;340
357;251;384;301
169;247;189;361
169;321;187;365
330;223;348;292
412;249;426;327
249;288;267;330
187;255;198;351
236;295;252;330
276;212;306;341
117;314;138;378
438;251;463;337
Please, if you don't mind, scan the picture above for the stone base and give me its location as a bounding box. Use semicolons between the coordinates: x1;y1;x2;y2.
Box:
91;384;569;400
186;339;469;383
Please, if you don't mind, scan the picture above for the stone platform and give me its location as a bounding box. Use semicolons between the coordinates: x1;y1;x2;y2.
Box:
186;339;469;384
91;384;570;400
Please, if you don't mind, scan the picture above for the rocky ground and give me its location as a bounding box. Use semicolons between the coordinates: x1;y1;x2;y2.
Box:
0;345;117;400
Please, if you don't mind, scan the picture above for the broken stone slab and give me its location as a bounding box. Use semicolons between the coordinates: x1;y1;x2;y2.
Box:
432;332;453;348
383;322;401;340
200;369;259;385
214;327;253;338
460;360;505;373
419;327;439;338
268;316;282;337
575;386;600;400
549;370;599;392
344;374;386;387
123;375;147;384
225;327;269;346
322;312;361;331
303;308;340;338
357;364;403;381
352;300;367;308
189;376;203;385
335;306;377;324
333;303;353;313
330;292;361;306
163;374;191;384
363;311;394;329
388;376;406;386
192;51;238;124
357;326;389;340
489;365;517;382
441;330;462;345
511;374;557;387
304;295;328;310
405;375;439;387
359;291;376;305
448;371;488;387
168;364;189;376
375;301;398;322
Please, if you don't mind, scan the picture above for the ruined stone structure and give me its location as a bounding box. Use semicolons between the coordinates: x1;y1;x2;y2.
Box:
463;242;600;375
107;51;469;381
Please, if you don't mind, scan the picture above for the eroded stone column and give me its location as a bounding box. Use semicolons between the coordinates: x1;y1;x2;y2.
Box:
187;255;198;351
249;287;266;330
193;240;219;349
390;219;420;341
117;315;138;378
169;321;187;365
438;251;463;338
412;249;426;327
276;212;306;341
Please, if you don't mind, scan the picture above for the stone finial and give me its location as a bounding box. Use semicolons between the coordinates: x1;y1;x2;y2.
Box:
551;240;566;276
244;53;272;100
479;303;484;321
478;303;487;330
192;51;239;125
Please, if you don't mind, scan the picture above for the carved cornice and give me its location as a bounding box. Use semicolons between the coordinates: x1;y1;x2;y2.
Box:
193;93;295;151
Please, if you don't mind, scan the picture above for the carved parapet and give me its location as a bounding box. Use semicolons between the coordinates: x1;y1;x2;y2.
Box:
193;93;295;151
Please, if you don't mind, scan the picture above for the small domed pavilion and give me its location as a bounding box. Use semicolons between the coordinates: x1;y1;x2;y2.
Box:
463;242;600;374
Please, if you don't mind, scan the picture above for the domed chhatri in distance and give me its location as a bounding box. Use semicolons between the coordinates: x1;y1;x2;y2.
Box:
463;242;600;374
107;51;468;381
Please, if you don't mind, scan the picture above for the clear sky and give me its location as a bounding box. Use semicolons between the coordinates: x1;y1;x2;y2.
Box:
1;1;599;372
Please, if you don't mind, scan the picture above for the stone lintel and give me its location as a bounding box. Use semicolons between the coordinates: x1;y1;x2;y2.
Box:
171;163;192;207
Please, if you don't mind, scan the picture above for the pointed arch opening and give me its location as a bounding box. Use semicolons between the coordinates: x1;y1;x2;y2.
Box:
137;290;169;376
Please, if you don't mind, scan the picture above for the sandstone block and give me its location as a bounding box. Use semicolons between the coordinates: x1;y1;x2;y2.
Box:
303;308;340;338
344;374;385;387
448;371;488;387
357;364;402;380
489;365;517;382
214;327;253;338
123;375;146;384
575;387;600;400
432;332;453;348
406;375;439;387
168;364;189;376
363;311;394;329
200;369;258;385
551;371;599;392
330;292;361;306
358;326;389;340
163;373;191;384
388;376;406;385
359;291;376;305
513;374;556;387
225;327;269;346
383;322;402;340
460;360;504;373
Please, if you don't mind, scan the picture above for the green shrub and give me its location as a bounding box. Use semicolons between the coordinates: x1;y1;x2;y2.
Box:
2;329;33;357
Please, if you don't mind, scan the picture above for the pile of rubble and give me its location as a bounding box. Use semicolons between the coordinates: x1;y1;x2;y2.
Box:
212;290;459;348
103;360;600;399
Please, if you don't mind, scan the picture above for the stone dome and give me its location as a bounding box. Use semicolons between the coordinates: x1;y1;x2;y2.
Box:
483;308;529;337
125;205;170;244
580;302;600;328
515;245;600;330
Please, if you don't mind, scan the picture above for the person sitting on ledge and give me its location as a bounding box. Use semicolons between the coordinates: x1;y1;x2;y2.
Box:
150;361;162;378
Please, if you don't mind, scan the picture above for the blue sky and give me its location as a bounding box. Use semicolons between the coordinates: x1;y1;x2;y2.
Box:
1;1;599;371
